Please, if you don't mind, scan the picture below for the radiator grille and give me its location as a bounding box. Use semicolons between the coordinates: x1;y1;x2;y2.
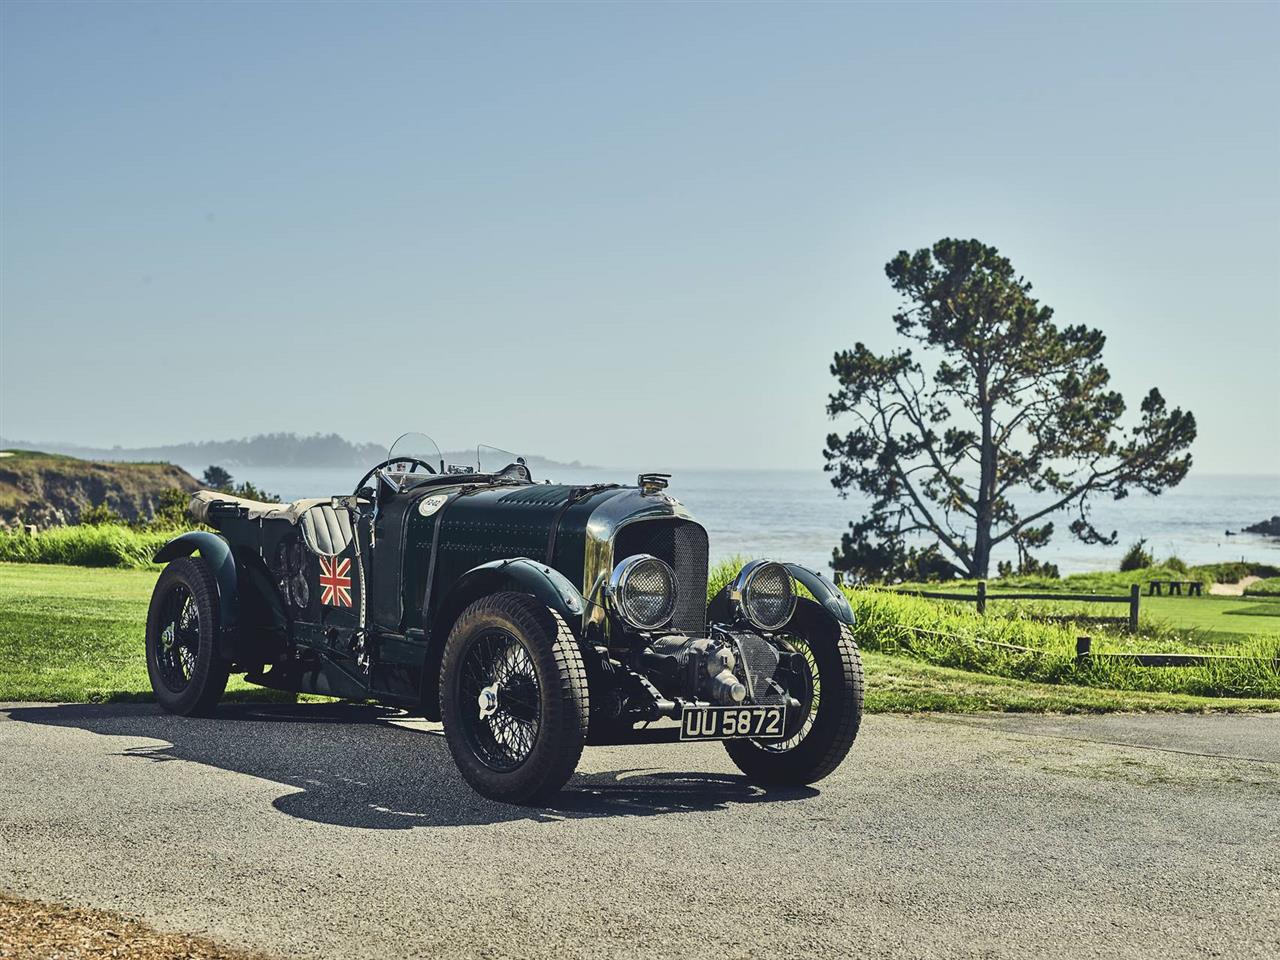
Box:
614;519;709;636
732;631;783;704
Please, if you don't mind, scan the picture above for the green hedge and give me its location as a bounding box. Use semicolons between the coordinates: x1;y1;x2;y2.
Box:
1244;577;1280;597
0;525;170;568
1193;562;1280;584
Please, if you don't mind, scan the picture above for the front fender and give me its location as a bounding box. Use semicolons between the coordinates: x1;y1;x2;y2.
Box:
418;557;588;722
154;532;239;650
709;559;855;628
783;563;855;626
440;558;586;628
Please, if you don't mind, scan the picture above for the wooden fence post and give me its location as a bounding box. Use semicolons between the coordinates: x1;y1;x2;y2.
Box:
1128;584;1140;633
976;580;987;615
1076;635;1092;663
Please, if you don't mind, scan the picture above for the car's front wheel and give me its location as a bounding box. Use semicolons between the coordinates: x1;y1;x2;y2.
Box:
145;556;231;716
724;598;863;786
439;592;589;804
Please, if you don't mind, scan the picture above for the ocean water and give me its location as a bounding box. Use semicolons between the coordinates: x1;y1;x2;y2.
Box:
188;463;1280;575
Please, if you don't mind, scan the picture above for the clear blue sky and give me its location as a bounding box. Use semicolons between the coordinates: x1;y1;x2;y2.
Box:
2;1;1277;472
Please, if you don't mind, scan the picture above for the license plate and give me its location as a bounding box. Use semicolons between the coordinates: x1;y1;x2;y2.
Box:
679;705;786;741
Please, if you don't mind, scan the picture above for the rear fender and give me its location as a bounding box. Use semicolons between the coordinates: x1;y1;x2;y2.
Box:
419;558;587;720
154;532;239;657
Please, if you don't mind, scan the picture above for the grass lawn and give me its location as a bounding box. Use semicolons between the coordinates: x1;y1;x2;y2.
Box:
4;561;1279;714
0;562;288;703
862;652;1280;714
1140;594;1280;647
898;567;1280;646
972;590;1280;650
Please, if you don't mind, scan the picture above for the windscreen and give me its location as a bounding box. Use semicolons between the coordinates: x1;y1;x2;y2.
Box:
477;444;524;475
383;432;444;491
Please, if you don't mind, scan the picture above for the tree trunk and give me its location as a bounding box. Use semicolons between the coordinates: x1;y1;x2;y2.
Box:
973;378;995;578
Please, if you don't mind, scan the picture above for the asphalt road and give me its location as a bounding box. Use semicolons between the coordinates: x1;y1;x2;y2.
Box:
2;704;1277;960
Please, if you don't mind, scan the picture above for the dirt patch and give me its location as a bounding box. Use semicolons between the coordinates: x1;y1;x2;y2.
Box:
1210;575;1263;596
0;892;275;960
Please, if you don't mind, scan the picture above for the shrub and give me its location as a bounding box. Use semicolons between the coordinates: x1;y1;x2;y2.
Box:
1119;539;1153;572
201;465;234;489
147;488;193;530
997;557;1060;579
80;503;124;526
198;464;279;504
231;480;279;503
1164;555;1188;574
1244;578;1280;597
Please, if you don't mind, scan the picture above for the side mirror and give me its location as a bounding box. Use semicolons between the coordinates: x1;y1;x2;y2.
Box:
331;495;361;511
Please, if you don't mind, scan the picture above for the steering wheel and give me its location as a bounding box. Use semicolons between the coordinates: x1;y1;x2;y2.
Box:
353;457;438;496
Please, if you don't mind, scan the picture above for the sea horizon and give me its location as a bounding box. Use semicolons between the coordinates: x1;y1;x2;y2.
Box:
182;462;1279;577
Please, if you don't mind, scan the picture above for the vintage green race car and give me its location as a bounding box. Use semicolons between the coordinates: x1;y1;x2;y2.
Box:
146;433;863;803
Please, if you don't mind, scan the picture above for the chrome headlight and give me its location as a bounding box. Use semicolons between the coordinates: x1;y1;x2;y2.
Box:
607;554;678;631
731;560;796;631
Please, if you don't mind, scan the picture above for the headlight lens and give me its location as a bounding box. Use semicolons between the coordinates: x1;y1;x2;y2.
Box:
608;554;677;631
735;560;796;631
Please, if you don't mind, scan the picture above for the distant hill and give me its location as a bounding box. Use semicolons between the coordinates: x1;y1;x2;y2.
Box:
0;433;593;472
0;433;383;469
0;450;199;528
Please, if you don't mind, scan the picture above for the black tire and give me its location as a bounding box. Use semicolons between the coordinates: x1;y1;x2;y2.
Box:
145;556;231;717
439;592;589;804
724;598;863;786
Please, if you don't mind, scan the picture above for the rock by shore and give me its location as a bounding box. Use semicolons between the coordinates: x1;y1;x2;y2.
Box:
1242;516;1280;537
0;450;199;528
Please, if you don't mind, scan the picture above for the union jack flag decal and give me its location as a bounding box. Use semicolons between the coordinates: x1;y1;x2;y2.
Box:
318;555;353;607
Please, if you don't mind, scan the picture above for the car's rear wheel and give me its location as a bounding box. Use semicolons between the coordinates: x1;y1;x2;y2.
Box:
440;592;589;804
145;556;230;716
724;598;863;786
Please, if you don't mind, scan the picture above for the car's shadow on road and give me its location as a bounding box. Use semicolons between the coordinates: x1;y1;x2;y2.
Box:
4;702;816;829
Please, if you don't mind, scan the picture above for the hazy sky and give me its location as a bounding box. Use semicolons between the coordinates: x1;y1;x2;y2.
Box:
2;1;1277;473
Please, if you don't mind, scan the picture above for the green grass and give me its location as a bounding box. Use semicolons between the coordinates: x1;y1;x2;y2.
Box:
898;562;1280;595
0;563;288;703
0;448;79;461
899;564;1209;594
1225;602;1280;618
842;587;1280;700
1244;577;1280;597
5;560;1280;712
892;564;1280;651
862;652;1280;714
0;525;171;569
1140;593;1280;646
1192;561;1280;584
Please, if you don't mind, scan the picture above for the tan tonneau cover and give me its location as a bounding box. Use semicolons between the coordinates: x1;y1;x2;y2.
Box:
188;489;331;525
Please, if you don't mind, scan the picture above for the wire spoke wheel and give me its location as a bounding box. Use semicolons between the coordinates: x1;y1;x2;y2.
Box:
763;633;820;752
457;628;542;773
145;556;230;717
156;584;199;693
723;599;863;787
440;592;589;804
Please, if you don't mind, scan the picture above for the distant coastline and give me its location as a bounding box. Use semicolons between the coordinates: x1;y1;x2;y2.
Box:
0;433;593;474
